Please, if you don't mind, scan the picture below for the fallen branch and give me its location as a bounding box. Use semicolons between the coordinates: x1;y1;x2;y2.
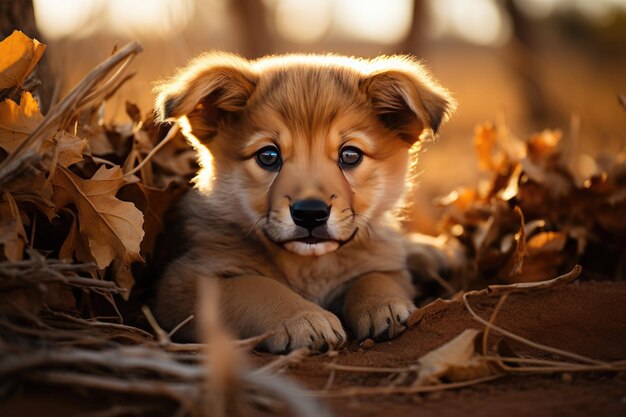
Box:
462;265;606;366
311;375;503;397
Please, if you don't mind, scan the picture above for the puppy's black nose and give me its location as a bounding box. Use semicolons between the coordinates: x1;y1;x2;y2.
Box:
290;199;330;230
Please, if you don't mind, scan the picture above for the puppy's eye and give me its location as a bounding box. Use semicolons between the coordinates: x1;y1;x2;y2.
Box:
255;146;282;171
339;146;363;168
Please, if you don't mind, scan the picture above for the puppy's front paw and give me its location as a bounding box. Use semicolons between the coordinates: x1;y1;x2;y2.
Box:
346;300;415;342
260;309;346;353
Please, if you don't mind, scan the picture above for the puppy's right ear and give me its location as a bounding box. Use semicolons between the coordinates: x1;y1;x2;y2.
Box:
154;52;257;143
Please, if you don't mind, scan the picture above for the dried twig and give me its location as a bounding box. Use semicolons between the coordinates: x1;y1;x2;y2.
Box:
482;293;509;355
325;363;417;374
311;375;503;397
484;356;626;373
142;305;171;345
252;347;310;375
462;266;606;366
124;123;180;177
0;254;113;292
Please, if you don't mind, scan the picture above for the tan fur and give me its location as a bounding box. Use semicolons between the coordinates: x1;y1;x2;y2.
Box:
153;52;455;352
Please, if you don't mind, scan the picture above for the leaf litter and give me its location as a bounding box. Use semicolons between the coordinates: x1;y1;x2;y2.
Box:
0;30;625;417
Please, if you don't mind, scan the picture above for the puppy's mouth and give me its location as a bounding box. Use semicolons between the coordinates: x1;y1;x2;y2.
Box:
263;228;358;257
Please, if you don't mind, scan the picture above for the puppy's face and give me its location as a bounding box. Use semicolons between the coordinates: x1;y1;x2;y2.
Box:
156;54;453;256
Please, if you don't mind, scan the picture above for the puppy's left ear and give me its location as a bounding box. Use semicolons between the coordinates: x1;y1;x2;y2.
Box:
361;58;456;143
153;52;257;143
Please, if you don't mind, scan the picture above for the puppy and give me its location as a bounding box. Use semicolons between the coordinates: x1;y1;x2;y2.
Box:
153;53;454;352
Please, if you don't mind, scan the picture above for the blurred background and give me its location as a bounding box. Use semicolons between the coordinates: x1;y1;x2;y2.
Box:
4;0;626;233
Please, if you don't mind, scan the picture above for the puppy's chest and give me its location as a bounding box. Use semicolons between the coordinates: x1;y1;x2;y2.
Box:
276;255;358;304
274;246;405;305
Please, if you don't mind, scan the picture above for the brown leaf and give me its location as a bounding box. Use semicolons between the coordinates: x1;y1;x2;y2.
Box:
527;129;561;164
0;194;27;261
117;181;186;255
0;91;44;153
111;259;134;301
52;165;144;269
503;206;526;277
474;123;504;172
0;30;46;89
125;101;142;124
80;124;115;156
416;329;494;385
474;123;525;174
527;231;567;252
11;172;56;221
54;131;87;168
58;209;78;260
122;129;154;185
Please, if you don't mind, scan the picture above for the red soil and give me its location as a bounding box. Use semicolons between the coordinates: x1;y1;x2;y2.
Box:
250;280;626;417
2;281;625;417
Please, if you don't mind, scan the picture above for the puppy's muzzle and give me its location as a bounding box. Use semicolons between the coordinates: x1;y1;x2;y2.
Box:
289;199;330;231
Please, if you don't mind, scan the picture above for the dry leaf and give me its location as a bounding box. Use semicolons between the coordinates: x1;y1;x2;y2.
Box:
503;206;526;278
527;231;567;252
42;284;77;312
0;91;44;153
474;123;505;172
11;172;56;221
54;131;87;168
527;129;561;165
0;30;46;89
52;165;144;270
416;329;494;385
58;209;78;260
117;181;185;255
0;194;27;261
125;101;142;124
80;124;115;156
111;259;134;301
122;129;154;185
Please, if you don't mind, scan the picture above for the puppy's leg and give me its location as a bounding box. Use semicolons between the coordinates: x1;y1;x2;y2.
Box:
218;275;346;353
342;271;416;341
405;233;466;286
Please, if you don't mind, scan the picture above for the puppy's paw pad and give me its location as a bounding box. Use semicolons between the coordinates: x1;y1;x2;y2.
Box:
350;301;415;342
261;310;346;353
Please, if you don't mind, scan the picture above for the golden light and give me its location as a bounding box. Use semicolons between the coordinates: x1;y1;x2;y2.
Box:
178;116;215;192
274;0;332;44
106;0;193;38
428;0;511;46
33;0;193;40
334;0;413;44
33;0;99;39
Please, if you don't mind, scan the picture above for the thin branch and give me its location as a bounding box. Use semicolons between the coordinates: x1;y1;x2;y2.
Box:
483;356;626;372
26;371;196;404
311;374;504;397
252;348;310;375
124;123;180;178
142;305;171;345
168;314;195;339
325;363;417;374
482;293;509;355
462;267;606;366
0;346;203;379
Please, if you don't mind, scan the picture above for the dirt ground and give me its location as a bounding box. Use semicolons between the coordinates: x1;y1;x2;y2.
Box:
2;280;625;417
248;280;626;417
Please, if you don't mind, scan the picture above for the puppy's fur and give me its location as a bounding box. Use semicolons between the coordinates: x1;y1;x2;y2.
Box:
153;53;454;352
